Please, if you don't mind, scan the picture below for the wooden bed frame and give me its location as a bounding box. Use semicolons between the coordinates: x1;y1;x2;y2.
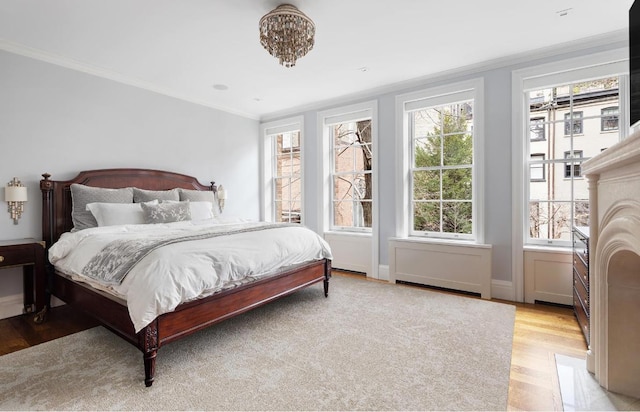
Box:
37;168;331;387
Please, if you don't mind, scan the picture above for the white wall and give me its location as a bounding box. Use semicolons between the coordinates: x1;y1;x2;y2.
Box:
0;50;259;318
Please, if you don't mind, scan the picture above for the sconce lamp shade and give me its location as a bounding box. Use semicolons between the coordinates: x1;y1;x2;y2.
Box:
217;185;227;200
5;185;27;202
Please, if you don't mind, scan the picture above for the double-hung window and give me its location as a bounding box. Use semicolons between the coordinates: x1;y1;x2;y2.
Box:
523;64;627;246
321;103;376;232
396;79;484;242
260;117;304;224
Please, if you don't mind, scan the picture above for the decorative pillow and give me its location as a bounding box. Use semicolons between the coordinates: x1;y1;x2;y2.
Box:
162;200;214;221
86;200;158;227
70;184;133;231
133;188;180;203
141;202;191;224
178;189;218;216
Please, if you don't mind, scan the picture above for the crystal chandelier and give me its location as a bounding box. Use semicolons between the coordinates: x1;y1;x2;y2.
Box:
259;4;315;68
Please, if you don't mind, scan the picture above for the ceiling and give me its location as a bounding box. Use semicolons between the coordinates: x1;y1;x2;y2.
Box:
0;0;634;120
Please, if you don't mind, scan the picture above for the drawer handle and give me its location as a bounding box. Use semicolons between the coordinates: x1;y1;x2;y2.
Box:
0;256;4;262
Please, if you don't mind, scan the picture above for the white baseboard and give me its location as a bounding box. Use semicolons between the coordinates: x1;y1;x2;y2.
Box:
0;293;24;320
377;265;389;281
491;279;516;301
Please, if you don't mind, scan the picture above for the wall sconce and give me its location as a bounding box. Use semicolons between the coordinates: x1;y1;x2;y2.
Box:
5;177;28;224
217;185;227;212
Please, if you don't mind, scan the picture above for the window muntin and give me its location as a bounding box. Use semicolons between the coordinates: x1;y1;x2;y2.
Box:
409;101;474;237
273;130;302;223
330;120;373;230
526;76;621;245
601;106;619;131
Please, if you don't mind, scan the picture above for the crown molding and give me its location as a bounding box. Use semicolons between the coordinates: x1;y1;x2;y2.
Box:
0;38;260;120
261;30;628;122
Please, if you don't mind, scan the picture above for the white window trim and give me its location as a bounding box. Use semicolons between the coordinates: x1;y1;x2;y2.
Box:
395;78;485;244
259;116;304;224
511;48;628;302
318;100;379;278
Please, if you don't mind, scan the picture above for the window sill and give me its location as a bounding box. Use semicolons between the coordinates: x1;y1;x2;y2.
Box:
389;236;491;249
524;244;572;254
324;231;372;238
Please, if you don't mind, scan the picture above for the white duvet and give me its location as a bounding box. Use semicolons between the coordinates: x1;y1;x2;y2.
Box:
49;219;332;332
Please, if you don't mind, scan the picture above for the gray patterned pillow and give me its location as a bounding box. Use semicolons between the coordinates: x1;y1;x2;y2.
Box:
179;189;218;216
178;189;215;203
133;188;180;203
141;201;191;224
71;184;133;231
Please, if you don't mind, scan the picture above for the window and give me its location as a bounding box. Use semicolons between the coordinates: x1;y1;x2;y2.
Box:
410;103;473;236
564;111;583;135
396;78;484;241
524;74;623;246
274;131;301;223
260;117;304;224
564;150;583;178
530;154;545;181
530;117;546;141
329;119;372;230
601;106;619;131
319;102;377;233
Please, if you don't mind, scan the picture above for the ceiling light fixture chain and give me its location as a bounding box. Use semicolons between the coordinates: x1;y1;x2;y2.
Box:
259;4;315;68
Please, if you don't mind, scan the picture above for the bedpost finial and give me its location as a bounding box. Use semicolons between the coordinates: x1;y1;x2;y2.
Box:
42;173;51;180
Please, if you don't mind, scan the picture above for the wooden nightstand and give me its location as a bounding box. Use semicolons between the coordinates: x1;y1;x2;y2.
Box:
0;238;46;315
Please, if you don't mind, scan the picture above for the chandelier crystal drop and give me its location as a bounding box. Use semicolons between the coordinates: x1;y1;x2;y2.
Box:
259;4;315;68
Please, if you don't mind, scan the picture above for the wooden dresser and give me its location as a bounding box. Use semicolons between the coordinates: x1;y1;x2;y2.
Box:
572;226;590;345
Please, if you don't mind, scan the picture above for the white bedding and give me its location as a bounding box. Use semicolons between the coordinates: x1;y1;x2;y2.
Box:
49;219;332;332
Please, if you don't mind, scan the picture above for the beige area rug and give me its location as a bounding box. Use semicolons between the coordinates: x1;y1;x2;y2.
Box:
0;275;515;411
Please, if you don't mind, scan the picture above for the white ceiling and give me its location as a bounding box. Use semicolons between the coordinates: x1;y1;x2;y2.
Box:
0;0;634;120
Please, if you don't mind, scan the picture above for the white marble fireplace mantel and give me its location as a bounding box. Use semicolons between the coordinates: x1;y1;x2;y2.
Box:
582;129;640;398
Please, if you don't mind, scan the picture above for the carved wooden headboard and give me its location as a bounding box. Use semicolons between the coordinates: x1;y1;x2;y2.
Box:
40;168;216;247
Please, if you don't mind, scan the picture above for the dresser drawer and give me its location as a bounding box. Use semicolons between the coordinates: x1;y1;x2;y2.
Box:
573;269;589;315
573;252;589;287
0;245;35;268
573;290;590;345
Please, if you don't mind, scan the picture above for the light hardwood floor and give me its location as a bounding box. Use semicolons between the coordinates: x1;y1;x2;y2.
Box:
0;271;587;411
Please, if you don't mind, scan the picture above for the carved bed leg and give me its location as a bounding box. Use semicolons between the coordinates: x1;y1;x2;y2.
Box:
144;350;157;387
324;260;332;297
139;321;159;387
33;306;48;324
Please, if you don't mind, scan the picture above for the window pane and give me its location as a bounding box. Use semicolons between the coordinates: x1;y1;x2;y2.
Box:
442;202;472;234
413;170;440;200
335;145;371;173
412;109;440;138
413;202;440;232
333;175;354;201
443;133;473;166
274;177;288;201
442;168;472;200
333;200;370;228
529;201;572;241
414;137;441;167
573;200;589;227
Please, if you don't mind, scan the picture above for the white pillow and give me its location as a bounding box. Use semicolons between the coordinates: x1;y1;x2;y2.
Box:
162;200;214;221
86;200;158;227
188;201;215;220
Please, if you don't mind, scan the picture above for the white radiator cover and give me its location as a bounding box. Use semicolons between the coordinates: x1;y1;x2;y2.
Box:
389;238;492;299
